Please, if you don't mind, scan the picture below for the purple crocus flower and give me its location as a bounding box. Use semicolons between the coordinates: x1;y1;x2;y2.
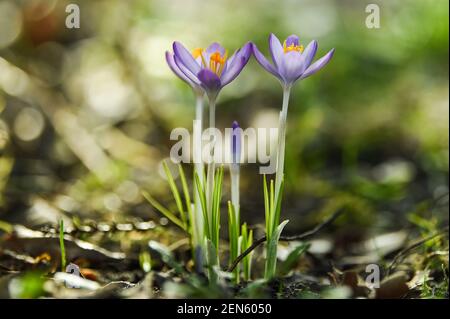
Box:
252;34;335;86
168;41;252;98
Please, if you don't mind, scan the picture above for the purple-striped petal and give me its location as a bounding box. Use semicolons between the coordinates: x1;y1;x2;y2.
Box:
300;48;335;80
173;41;201;75
198;69;221;93
269;33;284;70
220;42;252;86
165;51;194;86
220;48;239;78
251;43;280;79
278;51;305;84
173;55;202;86
301;40;318;70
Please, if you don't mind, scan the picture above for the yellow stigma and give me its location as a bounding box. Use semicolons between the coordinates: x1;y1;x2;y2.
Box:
209;51;228;76
283;41;304;53
192;48;204;59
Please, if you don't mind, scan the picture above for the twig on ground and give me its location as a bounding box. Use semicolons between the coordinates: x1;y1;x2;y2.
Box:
387;225;449;275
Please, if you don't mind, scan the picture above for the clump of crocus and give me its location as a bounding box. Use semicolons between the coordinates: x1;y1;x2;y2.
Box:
252;34;334;279
151;34;333;284
166;41;252;281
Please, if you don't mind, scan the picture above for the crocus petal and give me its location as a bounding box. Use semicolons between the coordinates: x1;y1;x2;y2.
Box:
198;69;221;93
285;35;300;47
165;51;194;86
174;55;202;86
220;48;240;78
269;33;284;69
240;41;253;62
206;42;226;56
220;42;252;86
301;40;318;70
278;51;305;84
251;43;281;79
300;48;335;80
173;41;201;75
220;56;245;86
226;49;238;66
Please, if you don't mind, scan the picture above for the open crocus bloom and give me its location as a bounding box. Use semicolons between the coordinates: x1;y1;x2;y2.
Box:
168;41;252;98
252;34;335;86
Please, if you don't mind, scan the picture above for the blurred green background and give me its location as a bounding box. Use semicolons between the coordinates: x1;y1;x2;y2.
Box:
0;0;448;237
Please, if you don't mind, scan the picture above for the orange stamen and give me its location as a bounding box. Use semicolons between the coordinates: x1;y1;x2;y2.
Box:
193;47;228;76
209;51;227;76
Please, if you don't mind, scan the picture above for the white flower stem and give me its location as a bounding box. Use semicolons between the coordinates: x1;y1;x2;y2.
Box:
206;96;216;241
275;85;291;202
205;95;218;280
230;167;240;215
209;97;216;132
230;165;240;283
195;95;204;185
193;94;204;253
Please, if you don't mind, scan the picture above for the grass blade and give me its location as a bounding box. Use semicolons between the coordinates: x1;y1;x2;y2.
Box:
278;242;310;276
241;223;253;281
245;228;253;281
178;164;193;230
195;172;210;239
162;161;187;228
142;191;185;230
263;175;270;238
59;219;66;272
264;220;289;280
211;166;224;250
272;178;284;234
